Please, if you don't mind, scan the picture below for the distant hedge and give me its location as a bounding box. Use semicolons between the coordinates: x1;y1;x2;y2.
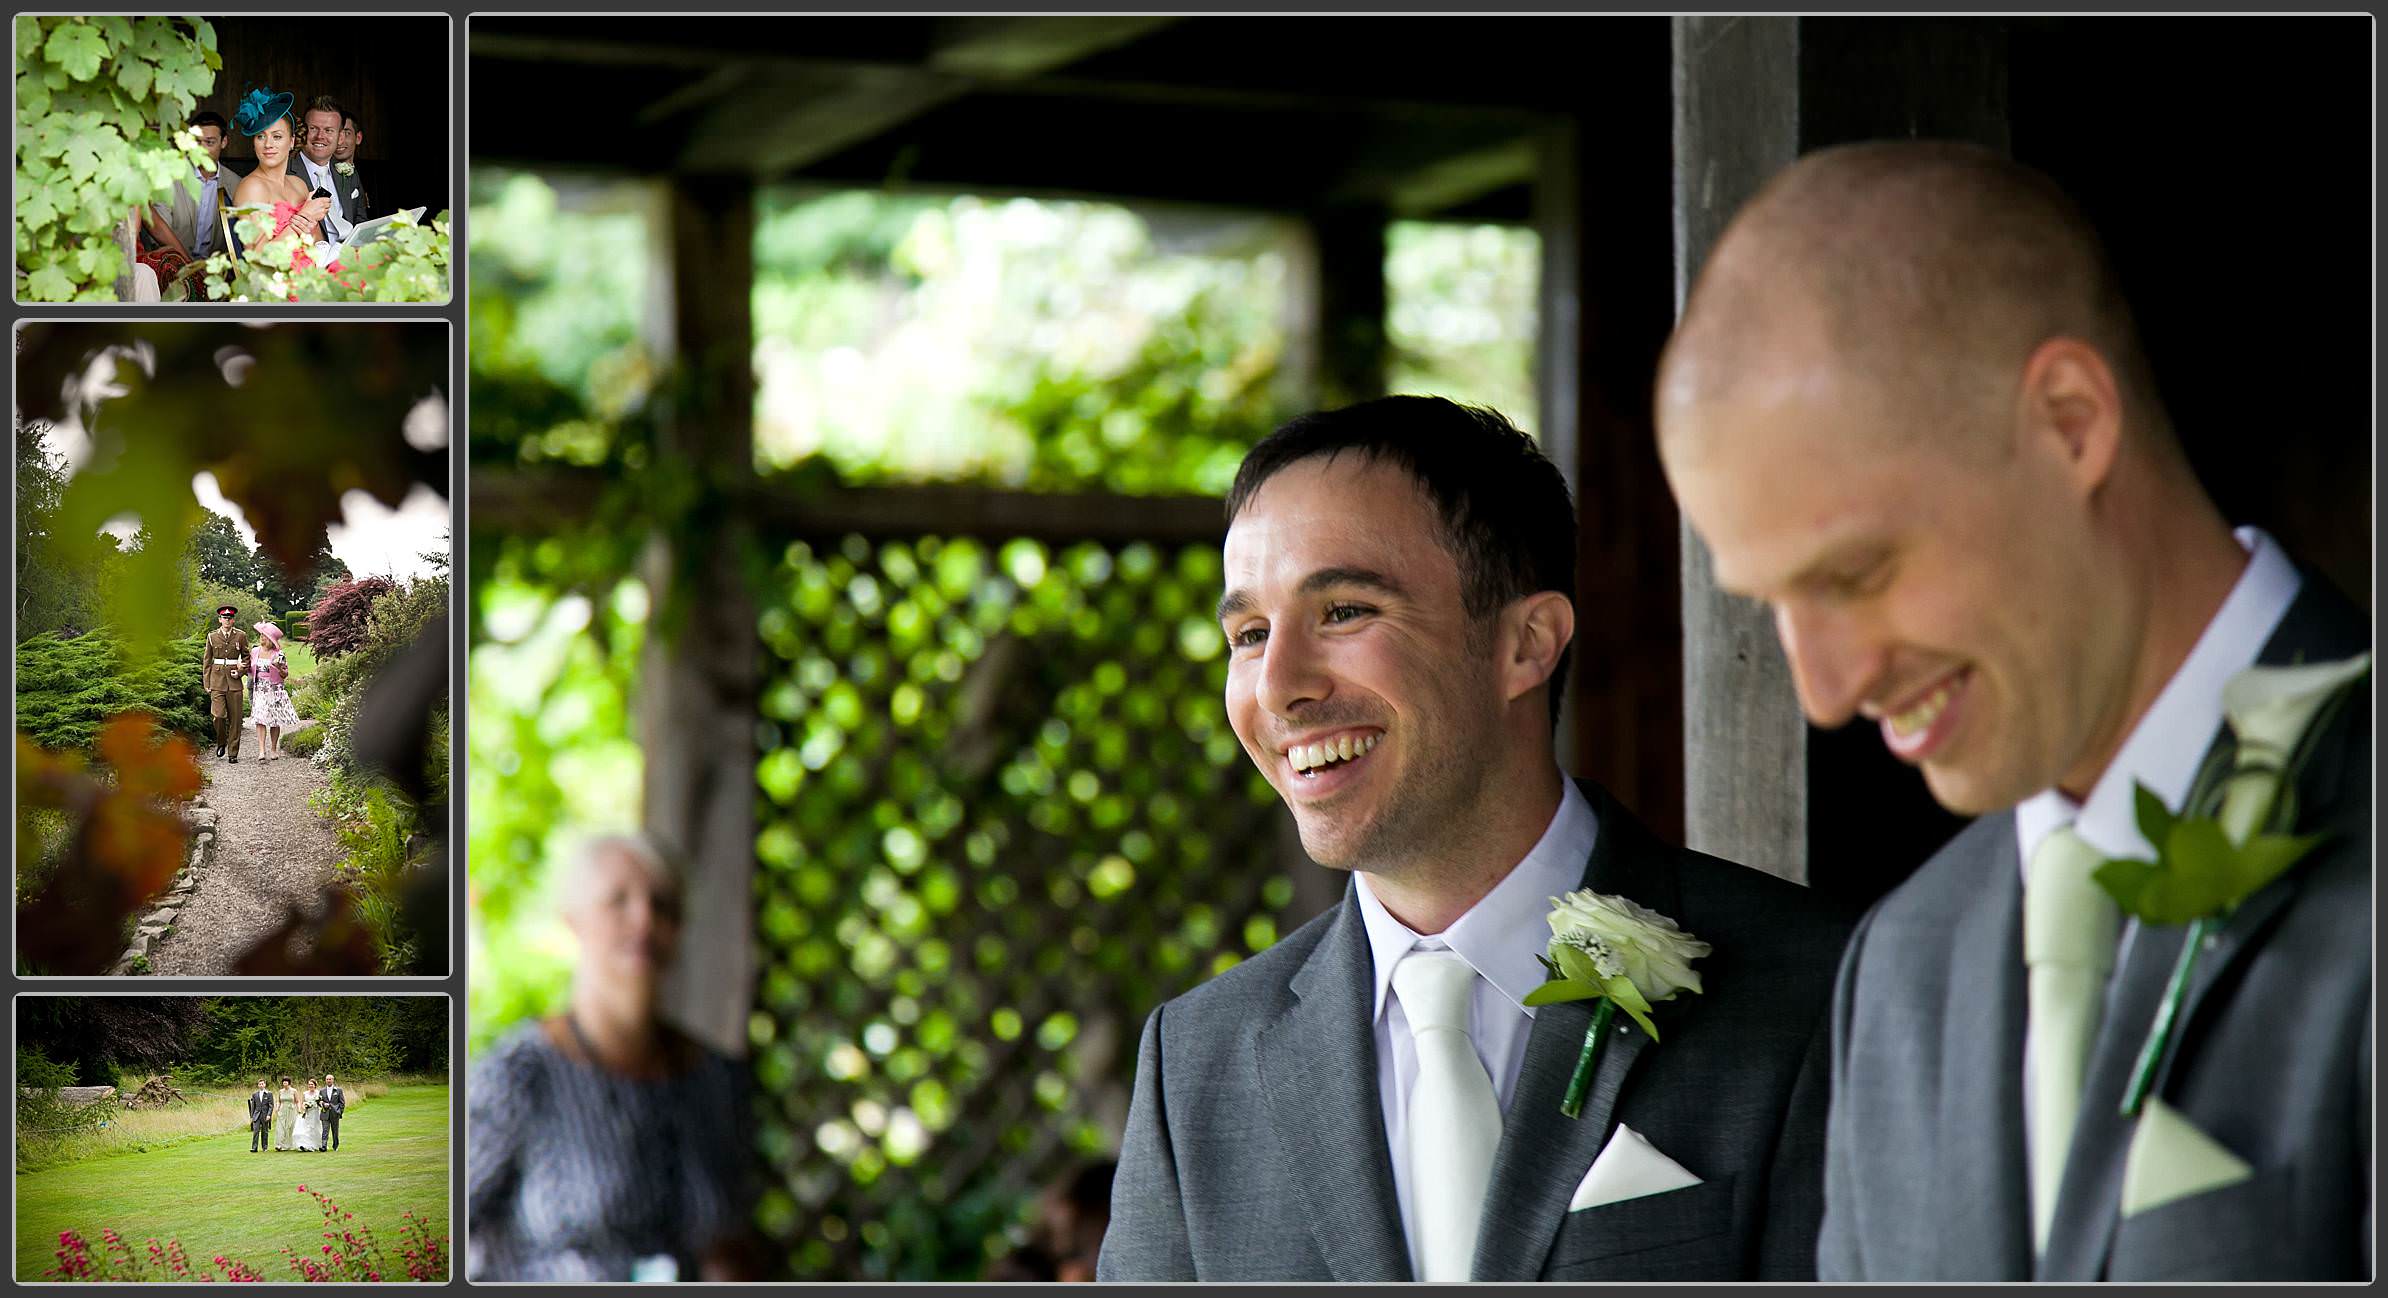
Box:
15;630;210;753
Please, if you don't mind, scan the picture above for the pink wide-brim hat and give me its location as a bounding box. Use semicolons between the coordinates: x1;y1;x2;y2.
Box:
253;622;283;644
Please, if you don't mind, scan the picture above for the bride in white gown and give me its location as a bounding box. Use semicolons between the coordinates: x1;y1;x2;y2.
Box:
294;1080;326;1151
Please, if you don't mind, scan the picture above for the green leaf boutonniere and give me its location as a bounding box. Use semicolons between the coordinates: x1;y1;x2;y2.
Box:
2092;652;2369;1118
1524;890;1710;1119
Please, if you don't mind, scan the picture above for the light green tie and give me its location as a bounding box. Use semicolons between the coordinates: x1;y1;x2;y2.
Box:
2024;825;2122;1255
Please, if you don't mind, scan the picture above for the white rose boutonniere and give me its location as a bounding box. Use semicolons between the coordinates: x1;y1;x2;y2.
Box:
335;161;355;177
2093;651;2368;1118
1525;889;1710;1118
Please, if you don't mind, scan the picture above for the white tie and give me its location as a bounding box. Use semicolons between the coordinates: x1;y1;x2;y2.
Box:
1393;949;1502;1281
2024;825;2121;1255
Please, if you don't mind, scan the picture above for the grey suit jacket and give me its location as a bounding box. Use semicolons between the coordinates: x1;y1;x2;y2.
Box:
1098;780;1858;1281
248;1089;274;1126
1818;577;2371;1281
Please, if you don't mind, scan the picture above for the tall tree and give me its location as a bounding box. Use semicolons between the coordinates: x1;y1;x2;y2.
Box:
15;418;103;639
189;510;264;596
267;538;350;616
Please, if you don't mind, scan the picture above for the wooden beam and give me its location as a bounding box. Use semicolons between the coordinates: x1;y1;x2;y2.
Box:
469;471;1230;548
644;174;760;1058
1308;205;1389;409
677;16;1186;177
926;15;1180;77
1671;16;1993;893
1673;16;1807;881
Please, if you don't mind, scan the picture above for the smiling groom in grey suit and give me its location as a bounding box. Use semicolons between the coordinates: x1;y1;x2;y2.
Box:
1659;141;2371;1281
1098;397;1858;1282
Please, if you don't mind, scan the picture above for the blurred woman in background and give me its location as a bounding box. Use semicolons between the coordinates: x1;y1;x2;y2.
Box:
466;833;759;1281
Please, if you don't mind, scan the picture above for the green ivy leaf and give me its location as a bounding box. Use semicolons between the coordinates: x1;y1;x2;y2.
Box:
43;21;107;81
2233;830;2326;899
1554;944;1601;987
18;185;57;230
2132;781;2176;853
26;264;76;301
195;18;217;53
14;14;39;57
57;114;106;183
2091;855;2161;915
1522;976;1596;1008
115;57;154;102
1599;976;1660;1041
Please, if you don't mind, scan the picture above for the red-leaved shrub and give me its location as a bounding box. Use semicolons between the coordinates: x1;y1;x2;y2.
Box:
306;577;397;658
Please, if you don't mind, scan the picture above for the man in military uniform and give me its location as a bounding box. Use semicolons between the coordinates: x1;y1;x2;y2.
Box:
203;605;251;762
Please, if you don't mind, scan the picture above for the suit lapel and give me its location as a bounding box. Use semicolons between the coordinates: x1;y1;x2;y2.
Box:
1939;819;2036;1279
1255;892;1411;1281
1470;783;1670;1280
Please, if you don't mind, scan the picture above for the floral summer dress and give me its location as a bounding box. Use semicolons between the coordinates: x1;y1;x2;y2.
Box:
250;646;302;728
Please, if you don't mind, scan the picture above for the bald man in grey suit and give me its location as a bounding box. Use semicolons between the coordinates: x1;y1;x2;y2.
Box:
1659;140;2371;1280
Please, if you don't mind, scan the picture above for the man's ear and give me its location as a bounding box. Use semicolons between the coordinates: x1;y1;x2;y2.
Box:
2017;337;2124;496
1499;592;1575;705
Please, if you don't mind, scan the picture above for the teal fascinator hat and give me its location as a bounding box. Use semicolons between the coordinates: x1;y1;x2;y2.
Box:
233;86;294;137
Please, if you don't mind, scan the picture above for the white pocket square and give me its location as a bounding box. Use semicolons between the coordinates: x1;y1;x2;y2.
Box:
1568;1123;1703;1211
2120;1097;2253;1218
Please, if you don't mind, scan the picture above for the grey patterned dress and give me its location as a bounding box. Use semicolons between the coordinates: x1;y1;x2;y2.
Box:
466;1019;754;1281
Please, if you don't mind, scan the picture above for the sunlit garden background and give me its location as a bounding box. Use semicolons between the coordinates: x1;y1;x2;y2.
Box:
467;167;1536;1279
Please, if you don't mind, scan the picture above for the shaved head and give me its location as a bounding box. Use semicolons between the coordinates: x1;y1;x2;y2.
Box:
1655;139;2248;816
1660;140;2166;460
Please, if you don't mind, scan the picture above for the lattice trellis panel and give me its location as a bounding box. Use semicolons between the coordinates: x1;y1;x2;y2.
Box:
749;534;1296;1280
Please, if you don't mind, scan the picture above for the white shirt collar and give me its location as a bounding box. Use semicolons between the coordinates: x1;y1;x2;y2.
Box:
2015;527;2301;869
1355;775;1599;1023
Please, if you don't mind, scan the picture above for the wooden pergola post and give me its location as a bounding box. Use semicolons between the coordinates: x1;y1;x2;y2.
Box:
1671;16;2001;890
644;173;761;1055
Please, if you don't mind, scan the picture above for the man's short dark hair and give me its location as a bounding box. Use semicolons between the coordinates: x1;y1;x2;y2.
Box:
304;95;343;122
341;111;361;133
189;111;226;134
1225;395;1578;729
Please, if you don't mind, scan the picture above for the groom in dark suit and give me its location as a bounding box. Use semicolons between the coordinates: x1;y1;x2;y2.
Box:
1657;141;2370;1281
321;1074;345;1150
1099;397;1858;1281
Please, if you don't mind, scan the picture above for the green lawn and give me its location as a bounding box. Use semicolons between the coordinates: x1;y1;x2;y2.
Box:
282;640;318;679
16;1085;449;1282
